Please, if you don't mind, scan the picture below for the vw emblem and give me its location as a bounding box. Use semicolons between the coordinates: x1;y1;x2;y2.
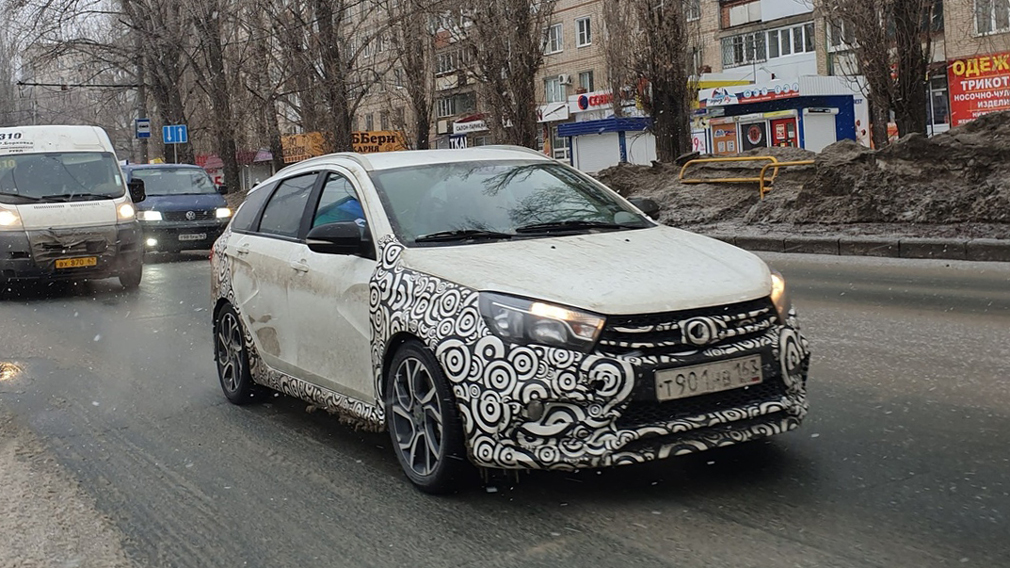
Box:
682;318;718;347
185;211;197;221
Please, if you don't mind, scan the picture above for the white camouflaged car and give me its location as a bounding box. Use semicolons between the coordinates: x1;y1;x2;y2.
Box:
210;146;810;493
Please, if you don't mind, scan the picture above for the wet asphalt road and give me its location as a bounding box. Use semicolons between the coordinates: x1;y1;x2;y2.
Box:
1;251;1009;568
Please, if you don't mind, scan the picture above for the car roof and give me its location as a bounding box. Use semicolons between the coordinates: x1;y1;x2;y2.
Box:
278;145;553;175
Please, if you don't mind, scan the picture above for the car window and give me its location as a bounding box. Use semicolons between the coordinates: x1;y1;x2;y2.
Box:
257;174;316;238
369;160;650;245
231;182;275;233
312;173;366;228
130;167;216;196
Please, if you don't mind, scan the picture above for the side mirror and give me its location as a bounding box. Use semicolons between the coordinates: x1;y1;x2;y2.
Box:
217;184;229;195
629;197;660;218
127;178;146;203
306;222;371;257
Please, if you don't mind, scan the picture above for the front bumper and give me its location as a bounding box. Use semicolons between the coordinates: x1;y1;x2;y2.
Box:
438;311;810;471
0;223;143;282
140;220;226;251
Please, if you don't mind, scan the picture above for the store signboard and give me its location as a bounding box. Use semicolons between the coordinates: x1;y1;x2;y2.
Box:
947;51;1010;126
699;81;801;107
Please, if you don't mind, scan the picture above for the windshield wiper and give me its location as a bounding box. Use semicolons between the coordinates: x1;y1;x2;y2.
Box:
44;193;113;202
0;192;43;202
514;220;641;234
415;229;514;243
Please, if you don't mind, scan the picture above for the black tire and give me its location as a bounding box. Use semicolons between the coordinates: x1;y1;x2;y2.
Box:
119;262;143;289
385;340;474;494
214;303;263;405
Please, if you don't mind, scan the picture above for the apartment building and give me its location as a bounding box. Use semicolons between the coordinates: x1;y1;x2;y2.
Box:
939;0;1010;129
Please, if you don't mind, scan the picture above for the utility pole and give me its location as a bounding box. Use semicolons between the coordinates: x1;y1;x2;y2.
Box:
135;31;149;163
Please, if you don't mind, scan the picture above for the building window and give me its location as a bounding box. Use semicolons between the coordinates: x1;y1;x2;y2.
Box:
545;23;563;54
721;31;766;68
576;17;591;47
685;0;701;22
578;70;594;92
760;24;817;63
380;111;389;131
394;68;404;88
437;92;476;118
976;0;1010;35
551;126;570;161
828;19;855;51
395;107;405;129
365;113;374;131
436;51;457;75
545;76;565;102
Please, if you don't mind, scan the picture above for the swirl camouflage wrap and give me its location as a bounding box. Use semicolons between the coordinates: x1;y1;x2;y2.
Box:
368;236;810;470
212;226;810;469
211;228;384;432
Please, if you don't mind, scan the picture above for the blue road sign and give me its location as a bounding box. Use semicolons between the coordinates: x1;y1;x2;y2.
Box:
135;118;151;139
162;124;188;144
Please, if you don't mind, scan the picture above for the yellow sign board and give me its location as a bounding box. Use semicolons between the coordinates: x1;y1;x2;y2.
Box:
352;131;406;153
282;132;330;164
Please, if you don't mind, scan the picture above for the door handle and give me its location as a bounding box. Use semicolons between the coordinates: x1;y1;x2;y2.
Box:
290;260;309;273
235;243;250;256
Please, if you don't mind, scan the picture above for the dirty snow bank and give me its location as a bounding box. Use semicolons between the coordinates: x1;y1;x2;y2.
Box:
597;111;1010;239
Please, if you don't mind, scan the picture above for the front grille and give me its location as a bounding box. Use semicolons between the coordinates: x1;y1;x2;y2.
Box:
39;239;108;254
616;374;786;430
162;210;214;221
597;297;777;358
618;412;789;455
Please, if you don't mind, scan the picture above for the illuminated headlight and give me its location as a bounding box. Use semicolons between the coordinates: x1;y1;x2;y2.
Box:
215;207;232;219
770;270;791;323
117;203;136;221
139;210;163;222
478;292;604;352
0;208;22;230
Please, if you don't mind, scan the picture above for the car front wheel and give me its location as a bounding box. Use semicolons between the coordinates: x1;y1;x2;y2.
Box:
385;340;472;494
119;262;143;289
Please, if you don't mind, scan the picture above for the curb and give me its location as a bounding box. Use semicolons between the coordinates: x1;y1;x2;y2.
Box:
706;234;1010;263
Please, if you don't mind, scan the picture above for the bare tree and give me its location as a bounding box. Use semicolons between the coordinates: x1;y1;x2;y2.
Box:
462;0;557;147
386;0;436;149
602;0;696;162
822;0;940;144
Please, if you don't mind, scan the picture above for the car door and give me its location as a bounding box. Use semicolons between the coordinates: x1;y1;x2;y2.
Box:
232;172;319;376
286;170;377;401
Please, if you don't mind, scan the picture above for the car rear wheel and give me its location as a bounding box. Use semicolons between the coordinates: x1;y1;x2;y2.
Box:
119;262;143;289
214;304;263;405
385;340;472;494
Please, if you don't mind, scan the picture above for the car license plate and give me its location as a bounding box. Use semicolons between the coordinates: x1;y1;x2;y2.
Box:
178;233;207;242
655;355;763;402
55;257;98;269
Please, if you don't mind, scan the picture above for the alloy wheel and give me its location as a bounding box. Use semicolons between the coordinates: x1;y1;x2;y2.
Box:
389;357;444;477
216;311;245;393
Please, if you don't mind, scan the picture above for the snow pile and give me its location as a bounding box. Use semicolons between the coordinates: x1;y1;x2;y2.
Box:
597;111;1010;238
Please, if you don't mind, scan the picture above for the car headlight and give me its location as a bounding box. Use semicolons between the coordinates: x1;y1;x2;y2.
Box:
139;210;163;221
770;270;791;323
478;292;604;352
117;203;136;221
215;207;232;219
0;207;22;231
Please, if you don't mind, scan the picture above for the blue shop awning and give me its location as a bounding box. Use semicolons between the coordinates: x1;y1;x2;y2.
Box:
557;117;652;137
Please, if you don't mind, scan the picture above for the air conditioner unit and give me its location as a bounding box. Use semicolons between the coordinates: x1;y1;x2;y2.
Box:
558;74;572;85
437;120;449;135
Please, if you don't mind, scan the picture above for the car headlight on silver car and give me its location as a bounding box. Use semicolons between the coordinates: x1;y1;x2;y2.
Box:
478;292;605;352
770;270;791;323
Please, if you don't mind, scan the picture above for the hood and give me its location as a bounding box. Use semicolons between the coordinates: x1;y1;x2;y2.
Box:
14;200;118;230
400;226;772;315
139;193;227;212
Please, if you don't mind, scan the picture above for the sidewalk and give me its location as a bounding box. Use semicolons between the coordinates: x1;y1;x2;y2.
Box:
706;233;1010;262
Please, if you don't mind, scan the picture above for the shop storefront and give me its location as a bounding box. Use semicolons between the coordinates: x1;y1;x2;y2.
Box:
557;89;657;172
696;76;870;154
537;101;571;161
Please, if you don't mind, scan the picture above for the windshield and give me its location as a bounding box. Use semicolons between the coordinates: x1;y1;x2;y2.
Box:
369;160;652;245
130;167;217;196
0;152;124;203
